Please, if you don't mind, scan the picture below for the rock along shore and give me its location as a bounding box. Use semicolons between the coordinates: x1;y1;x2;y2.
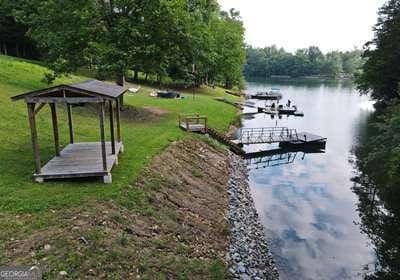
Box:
227;153;279;280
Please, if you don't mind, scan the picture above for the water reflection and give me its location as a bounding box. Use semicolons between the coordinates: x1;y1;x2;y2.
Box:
351;110;400;280
245;149;325;170
243;80;376;279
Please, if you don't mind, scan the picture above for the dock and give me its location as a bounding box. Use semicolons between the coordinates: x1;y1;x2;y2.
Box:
233;127;327;149
279;132;327;149
233;127;298;145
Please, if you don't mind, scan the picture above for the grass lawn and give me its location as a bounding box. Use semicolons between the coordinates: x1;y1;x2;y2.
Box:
0;55;242;279
0;54;239;214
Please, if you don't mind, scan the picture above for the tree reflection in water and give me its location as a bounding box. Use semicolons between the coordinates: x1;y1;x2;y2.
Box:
352;106;400;279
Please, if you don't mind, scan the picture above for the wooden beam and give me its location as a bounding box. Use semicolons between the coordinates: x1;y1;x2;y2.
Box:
99;102;107;171
109;100;116;154
27;103;41;174
67;104;74;143
49;103;60;156
34;103;46;115
26;97;103;104
116;98;121;143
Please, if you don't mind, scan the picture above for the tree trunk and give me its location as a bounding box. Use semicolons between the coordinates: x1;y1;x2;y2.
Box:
22;43;26;58
133;70;138;81
116;72;125;87
145;73;148;82
3;43;7;55
15;42;20;57
225;79;231;89
115;71;125;110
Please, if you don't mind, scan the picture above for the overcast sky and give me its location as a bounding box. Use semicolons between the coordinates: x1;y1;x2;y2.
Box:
218;0;387;53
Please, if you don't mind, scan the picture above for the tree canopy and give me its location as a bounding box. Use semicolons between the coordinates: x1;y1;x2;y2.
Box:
244;45;363;79
357;0;400;101
1;0;245;88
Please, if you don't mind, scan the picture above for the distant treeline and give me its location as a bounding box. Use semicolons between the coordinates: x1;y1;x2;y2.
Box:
244;45;364;79
0;0;246;88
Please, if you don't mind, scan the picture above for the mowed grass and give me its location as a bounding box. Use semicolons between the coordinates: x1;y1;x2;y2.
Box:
0;55;239;213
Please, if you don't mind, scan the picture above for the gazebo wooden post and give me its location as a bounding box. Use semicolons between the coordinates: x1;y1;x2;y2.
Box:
99;101;108;172
116;98;121;143
27;103;41;175
67;103;74;143
49;103;60;156
109;100;116;155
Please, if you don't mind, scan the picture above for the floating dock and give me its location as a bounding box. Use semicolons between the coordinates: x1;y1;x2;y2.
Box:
279;132;327;150
233;127;327;149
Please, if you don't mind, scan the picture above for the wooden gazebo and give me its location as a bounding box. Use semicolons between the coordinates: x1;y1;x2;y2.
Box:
11;80;126;183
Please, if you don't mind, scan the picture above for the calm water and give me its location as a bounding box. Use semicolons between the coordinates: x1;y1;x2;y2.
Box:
242;80;376;280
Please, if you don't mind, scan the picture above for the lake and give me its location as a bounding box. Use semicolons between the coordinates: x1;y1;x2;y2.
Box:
241;79;376;279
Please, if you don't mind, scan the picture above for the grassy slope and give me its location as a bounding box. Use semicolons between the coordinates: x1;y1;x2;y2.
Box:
0;55;240;278
0;54;239;213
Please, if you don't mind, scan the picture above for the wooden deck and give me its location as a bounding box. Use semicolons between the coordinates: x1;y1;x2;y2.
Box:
178;114;208;133
179;123;207;132
34;142;123;183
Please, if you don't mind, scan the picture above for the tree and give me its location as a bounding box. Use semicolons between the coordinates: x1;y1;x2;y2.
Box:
0;0;37;58
9;0;245;88
212;9;246;88
321;51;343;78
357;0;400;101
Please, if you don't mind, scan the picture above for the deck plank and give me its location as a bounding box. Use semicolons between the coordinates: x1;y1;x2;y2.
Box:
37;142;121;178
179;124;206;132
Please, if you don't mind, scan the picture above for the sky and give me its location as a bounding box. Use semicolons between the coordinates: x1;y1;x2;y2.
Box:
218;0;387;53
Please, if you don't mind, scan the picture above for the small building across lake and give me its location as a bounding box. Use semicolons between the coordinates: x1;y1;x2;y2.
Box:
11;80;126;183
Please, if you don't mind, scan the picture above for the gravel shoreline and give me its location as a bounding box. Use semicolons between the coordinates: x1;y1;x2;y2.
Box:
227;153;279;280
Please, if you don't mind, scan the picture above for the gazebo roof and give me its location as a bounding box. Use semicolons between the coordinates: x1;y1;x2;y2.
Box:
11;79;127;102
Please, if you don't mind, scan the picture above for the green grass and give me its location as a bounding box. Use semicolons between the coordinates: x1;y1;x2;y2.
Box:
0;54;239;214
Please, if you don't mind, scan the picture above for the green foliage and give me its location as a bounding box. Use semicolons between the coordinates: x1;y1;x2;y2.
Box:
357;0;400;101
4;0;245;88
0;0;38;58
244;45;363;79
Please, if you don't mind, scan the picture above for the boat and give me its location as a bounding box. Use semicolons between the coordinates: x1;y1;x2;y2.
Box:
277;105;297;114
293;111;304;117
249;88;283;100
156;90;180;98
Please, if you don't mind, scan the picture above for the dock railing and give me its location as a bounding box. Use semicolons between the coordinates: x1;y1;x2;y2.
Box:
238;127;299;145
178;113;208;133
